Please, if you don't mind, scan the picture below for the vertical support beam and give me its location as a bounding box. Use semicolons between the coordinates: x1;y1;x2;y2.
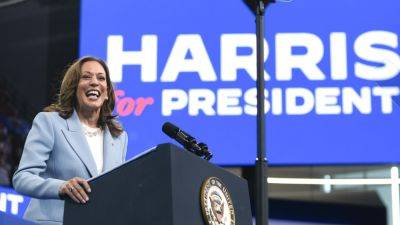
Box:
255;1;269;225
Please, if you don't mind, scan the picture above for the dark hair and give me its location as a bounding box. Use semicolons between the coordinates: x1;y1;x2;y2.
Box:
44;56;123;137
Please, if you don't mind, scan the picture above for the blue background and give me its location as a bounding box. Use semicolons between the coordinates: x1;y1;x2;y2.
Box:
80;0;400;165
0;186;29;217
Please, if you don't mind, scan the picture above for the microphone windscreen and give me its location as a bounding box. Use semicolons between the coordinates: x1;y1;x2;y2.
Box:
162;122;179;138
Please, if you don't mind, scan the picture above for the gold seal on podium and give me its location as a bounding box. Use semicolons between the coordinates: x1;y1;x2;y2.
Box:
200;177;236;225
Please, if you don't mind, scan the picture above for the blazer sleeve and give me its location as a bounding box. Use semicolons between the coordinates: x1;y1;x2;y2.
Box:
12;112;65;199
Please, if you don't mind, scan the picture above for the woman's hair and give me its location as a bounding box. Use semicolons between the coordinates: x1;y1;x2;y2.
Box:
44;56;123;137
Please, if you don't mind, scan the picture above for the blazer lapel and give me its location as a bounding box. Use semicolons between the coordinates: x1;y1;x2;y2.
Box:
62;110;99;177
103;127;117;172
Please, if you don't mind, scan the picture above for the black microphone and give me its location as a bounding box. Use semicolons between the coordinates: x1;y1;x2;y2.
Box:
162;122;194;148
162;122;212;160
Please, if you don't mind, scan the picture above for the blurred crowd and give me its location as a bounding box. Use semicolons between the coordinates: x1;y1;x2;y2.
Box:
0;78;30;186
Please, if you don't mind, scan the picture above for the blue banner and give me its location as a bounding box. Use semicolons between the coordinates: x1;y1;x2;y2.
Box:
80;0;400;165
0;186;29;218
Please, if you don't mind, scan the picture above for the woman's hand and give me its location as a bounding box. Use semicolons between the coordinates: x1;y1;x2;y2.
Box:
59;177;91;204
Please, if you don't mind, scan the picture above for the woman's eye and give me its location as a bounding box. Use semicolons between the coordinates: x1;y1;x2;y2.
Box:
98;76;106;81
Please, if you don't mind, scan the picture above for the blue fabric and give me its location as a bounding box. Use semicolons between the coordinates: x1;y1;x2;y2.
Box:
12;111;128;224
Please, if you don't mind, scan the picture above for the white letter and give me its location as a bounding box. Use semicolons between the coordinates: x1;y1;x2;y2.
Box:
162;89;188;116
161;34;217;82
315;87;341;115
286;88;315;115
0;193;6;212
271;88;283;115
7;194;23;215
276;33;325;81
373;87;400;114
107;35;158;82
220;34;270;81
244;88;269;115
354;31;400;80
217;89;242;116
342;87;372;114
330;33;348;80
188;89;216;116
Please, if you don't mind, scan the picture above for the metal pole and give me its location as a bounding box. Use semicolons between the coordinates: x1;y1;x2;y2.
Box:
255;1;269;225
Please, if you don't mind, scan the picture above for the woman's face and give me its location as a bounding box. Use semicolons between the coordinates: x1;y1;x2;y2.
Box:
76;61;108;112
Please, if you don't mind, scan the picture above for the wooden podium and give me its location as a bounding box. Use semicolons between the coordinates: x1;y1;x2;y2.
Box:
64;143;252;225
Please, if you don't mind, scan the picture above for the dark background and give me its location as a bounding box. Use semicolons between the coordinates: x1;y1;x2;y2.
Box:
0;0;79;120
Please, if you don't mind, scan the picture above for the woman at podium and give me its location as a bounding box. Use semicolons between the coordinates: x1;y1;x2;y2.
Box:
12;56;128;225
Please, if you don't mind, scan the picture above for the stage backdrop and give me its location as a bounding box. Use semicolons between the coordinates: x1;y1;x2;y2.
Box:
80;0;400;165
0;185;29;217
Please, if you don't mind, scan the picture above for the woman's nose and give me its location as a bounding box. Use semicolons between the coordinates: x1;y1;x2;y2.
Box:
89;77;100;86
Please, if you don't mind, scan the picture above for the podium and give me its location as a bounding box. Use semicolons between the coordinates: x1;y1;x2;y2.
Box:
64;143;252;225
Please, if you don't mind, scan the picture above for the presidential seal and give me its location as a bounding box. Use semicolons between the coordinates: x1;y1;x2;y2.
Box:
200;177;235;225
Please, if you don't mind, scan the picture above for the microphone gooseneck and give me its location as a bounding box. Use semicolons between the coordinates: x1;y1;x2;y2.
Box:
162;122;212;160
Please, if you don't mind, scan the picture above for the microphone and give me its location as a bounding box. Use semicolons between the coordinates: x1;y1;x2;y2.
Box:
162;122;212;160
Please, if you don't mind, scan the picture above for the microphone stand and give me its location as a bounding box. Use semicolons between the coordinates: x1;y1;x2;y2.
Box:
243;1;274;225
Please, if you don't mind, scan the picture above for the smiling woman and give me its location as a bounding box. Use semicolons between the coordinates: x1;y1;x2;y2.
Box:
12;56;128;225
76;61;109;114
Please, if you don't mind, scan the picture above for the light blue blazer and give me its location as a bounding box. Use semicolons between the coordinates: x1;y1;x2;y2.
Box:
12;111;128;225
